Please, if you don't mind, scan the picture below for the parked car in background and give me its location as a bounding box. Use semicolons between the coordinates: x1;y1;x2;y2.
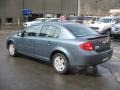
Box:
89;16;120;36
66;16;84;23
23;18;48;28
111;21;120;39
83;16;99;25
46;18;60;22
7;22;113;74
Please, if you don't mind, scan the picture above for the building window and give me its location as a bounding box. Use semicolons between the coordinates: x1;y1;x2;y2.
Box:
6;18;13;23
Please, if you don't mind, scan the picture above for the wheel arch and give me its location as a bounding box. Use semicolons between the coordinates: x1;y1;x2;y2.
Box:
7;39;15;49
50;49;70;64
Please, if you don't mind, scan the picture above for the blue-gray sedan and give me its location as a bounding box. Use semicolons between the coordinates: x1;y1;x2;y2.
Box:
6;22;113;74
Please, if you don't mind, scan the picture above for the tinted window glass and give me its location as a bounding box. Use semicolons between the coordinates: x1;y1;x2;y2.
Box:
24;25;41;37
40;25;56;37
54;27;61;38
40;25;61;38
64;24;98;37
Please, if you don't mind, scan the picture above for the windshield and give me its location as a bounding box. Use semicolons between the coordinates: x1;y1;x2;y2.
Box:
64;24;98;37
98;18;113;23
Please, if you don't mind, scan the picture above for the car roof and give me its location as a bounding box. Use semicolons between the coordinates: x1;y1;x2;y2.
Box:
44;22;83;26
35;22;83;27
45;22;88;29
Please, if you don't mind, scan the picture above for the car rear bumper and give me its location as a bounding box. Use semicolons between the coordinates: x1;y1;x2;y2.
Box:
84;48;113;65
69;48;113;67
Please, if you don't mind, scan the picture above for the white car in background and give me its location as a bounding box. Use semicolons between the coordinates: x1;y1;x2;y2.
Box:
89;16;120;36
83;16;99;25
111;22;120;39
23;18;48;28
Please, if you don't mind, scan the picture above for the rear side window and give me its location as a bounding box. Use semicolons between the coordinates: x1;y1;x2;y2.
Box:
39;25;61;38
54;27;61;38
64;24;98;37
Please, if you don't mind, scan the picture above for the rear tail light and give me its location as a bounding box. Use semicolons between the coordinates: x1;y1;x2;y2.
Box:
80;42;94;51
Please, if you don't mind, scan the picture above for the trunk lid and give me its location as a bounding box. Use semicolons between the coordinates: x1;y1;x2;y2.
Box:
79;34;111;52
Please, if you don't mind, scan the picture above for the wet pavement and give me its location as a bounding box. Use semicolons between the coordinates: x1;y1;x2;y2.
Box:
0;27;120;90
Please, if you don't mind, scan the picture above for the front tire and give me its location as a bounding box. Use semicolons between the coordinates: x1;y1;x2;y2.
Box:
8;43;17;57
52;53;69;74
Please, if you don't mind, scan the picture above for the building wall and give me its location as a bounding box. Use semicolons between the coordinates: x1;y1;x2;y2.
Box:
0;0;78;24
80;0;120;16
24;0;44;13
5;0;22;23
0;0;23;24
0;0;5;23
0;0;120;24
24;0;78;16
62;0;78;16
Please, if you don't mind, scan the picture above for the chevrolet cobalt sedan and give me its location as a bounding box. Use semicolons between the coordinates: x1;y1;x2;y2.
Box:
6;22;113;74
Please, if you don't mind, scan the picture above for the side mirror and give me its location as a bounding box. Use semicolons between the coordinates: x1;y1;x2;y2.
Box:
18;32;23;37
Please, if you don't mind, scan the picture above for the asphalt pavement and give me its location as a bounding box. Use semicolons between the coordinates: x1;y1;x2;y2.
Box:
0;26;120;90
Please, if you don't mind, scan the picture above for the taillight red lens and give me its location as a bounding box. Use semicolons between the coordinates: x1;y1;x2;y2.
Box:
80;42;94;51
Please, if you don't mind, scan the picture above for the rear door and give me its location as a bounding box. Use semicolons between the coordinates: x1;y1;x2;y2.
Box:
34;25;61;60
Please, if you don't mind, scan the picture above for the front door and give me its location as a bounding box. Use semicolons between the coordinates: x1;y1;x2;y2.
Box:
16;25;42;55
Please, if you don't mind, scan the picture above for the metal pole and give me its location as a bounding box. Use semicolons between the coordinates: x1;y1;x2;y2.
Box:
22;0;25;22
61;0;63;15
78;0;80;16
23;0;24;10
43;0;45;18
3;0;6;23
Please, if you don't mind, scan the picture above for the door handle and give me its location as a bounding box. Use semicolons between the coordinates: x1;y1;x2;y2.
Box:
48;41;52;45
29;39;33;42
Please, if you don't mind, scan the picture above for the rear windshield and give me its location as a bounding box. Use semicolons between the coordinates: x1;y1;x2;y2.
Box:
64;24;98;37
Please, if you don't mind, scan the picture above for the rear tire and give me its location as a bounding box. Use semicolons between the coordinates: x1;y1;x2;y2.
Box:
8;42;18;57
52;53;69;74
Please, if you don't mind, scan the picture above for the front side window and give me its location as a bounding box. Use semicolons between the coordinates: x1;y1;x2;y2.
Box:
39;25;61;38
24;25;41;37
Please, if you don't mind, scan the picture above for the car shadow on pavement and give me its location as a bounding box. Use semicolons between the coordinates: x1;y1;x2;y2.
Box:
9;54;101;77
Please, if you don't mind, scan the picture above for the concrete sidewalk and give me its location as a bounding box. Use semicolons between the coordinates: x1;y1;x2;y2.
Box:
0;25;23;30
0;25;22;35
